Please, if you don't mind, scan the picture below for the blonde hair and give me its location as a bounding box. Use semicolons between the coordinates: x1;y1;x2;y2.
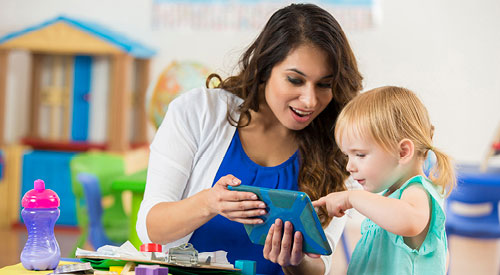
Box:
335;86;455;195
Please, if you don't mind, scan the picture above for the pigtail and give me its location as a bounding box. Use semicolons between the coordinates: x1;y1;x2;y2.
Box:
427;147;456;196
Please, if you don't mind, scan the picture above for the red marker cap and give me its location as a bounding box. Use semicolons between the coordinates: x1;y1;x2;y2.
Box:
140;243;162;252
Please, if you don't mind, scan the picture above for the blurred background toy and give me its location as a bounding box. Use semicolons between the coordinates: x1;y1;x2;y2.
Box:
146;60;211;129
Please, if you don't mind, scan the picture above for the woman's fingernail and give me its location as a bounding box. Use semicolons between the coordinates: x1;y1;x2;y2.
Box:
232;178;241;184
259;203;265;208
252;195;258;200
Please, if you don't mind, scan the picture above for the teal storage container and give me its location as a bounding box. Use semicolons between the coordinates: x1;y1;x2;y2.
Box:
21;150;77;225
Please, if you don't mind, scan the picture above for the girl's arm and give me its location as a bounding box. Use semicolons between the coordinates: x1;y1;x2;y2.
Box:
313;185;430;237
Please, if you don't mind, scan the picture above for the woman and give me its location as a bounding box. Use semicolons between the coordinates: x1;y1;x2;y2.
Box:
137;3;363;274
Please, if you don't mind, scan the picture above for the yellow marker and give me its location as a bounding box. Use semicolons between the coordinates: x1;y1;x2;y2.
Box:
109;266;124;273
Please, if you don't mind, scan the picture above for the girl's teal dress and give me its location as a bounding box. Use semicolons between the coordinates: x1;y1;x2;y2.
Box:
347;175;447;275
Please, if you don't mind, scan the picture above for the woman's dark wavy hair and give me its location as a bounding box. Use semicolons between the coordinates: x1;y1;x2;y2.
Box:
206;3;363;226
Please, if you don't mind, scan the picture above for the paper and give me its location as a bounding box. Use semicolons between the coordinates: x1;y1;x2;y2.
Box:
76;241;164;261
198;251;232;268
76;241;232;268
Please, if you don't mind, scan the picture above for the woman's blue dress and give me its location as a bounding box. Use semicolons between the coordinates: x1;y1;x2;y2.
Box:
189;130;299;274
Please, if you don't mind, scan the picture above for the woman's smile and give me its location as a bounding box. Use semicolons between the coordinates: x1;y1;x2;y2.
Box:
289;106;314;123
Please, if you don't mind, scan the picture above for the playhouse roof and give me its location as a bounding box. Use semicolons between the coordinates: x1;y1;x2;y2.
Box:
0;16;155;58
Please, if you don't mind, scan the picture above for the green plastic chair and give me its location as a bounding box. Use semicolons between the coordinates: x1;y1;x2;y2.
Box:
70;152;129;255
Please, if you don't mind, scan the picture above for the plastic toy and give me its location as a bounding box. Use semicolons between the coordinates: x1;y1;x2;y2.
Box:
0;15;155;152
70;152;129;255
135;264;169;275
76;173;120;250
228;185;332;255
234;260;256;275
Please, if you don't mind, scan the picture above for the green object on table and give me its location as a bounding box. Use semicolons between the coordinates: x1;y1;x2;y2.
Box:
70;152;129;255
80;258;127;269
112;169;148;249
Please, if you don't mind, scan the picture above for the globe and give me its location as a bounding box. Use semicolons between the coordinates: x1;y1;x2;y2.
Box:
146;61;212;129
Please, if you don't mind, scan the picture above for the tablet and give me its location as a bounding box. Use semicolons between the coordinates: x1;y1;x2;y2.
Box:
228;185;332;255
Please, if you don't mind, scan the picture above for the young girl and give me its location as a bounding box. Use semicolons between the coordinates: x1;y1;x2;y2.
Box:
313;86;455;274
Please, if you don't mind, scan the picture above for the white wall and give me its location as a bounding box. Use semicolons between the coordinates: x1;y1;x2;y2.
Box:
1;0;499;164
348;0;500;165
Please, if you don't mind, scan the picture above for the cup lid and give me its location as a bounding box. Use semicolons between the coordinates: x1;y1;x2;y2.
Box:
22;179;60;208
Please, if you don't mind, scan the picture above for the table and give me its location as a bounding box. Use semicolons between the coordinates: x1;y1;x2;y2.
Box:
0;260;80;274
112;169;147;249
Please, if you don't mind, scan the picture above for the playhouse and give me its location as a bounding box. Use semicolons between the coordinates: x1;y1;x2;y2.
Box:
0;15;155;151
0;16;155;227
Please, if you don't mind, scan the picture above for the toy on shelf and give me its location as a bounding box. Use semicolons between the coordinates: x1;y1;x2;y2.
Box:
0;15;156;152
481;122;500;171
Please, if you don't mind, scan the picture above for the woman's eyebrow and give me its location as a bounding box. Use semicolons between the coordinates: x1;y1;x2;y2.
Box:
286;68;306;76
286;68;333;79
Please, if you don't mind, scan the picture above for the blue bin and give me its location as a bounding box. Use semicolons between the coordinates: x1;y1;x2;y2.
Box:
446;165;500;238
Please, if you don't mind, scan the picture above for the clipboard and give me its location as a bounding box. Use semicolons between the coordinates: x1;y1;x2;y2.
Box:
228;185;332;255
76;255;239;274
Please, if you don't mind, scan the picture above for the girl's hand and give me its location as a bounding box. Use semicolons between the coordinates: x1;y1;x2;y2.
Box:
263;219;321;267
205;174;267;224
312;191;352;218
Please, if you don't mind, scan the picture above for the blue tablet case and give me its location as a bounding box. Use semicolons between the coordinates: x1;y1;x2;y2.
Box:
228;185;332;255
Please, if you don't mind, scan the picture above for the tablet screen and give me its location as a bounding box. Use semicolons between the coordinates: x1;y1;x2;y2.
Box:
229;185;332;255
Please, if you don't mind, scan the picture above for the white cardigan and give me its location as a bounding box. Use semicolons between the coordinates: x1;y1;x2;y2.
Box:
136;87;356;274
